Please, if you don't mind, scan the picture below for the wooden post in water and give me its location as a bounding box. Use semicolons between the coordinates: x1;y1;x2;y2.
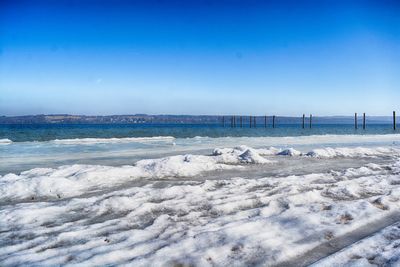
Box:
240;116;243;128
309;114;312;129
254;116;256;128
363;113;366;130
394;111;397;131
272;115;276;128
249;116;252;128
264;115;267;128
355;113;358;130
302;114;305;129
234;116;236;128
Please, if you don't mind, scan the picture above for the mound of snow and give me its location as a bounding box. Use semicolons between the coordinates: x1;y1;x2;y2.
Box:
238;148;270;163
213;145;272;164
277;148;302;156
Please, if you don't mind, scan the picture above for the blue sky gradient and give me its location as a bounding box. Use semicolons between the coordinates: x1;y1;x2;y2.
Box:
1;0;399;116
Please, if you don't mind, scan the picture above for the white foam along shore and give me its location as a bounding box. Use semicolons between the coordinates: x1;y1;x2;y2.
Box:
52;136;176;144
0;145;398;203
0;139;12;145
1;150;400;266
2;133;400;146
0;136;175;145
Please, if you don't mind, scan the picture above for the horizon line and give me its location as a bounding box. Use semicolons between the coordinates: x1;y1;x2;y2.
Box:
1;113;398;118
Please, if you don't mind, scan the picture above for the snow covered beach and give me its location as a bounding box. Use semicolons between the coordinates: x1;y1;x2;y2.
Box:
1;134;400;266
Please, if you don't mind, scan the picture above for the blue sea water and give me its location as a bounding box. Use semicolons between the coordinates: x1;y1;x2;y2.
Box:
0;123;397;142
1;123;399;175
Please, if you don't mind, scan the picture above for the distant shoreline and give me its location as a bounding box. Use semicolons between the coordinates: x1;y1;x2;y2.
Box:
0;114;394;124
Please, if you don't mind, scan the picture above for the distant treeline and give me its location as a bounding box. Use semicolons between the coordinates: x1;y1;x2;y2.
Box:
0;114;394;124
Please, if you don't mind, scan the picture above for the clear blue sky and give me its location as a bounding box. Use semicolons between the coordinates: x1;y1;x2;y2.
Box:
0;0;399;116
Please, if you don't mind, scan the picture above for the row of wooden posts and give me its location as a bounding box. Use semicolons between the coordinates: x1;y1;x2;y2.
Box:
222;111;397;130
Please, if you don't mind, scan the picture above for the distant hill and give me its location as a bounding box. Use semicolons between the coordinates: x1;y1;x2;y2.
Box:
0;114;394;124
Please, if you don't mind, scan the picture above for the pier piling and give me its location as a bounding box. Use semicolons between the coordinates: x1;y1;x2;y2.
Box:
225;112;397;130
355;113;358;130
363;113;366;130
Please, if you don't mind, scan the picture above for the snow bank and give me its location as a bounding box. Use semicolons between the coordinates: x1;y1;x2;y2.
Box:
305;147;397;158
239;146;398;159
185;134;400;147
1;145;399;203
252;146;397;158
258;146;399;158
0;146;272;202
1;144;399;203
212;145;272;164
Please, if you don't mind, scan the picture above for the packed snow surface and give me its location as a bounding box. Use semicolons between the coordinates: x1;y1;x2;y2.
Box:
1;140;400;266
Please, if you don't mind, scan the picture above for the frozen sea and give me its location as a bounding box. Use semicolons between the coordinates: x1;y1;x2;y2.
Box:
1;124;400;266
